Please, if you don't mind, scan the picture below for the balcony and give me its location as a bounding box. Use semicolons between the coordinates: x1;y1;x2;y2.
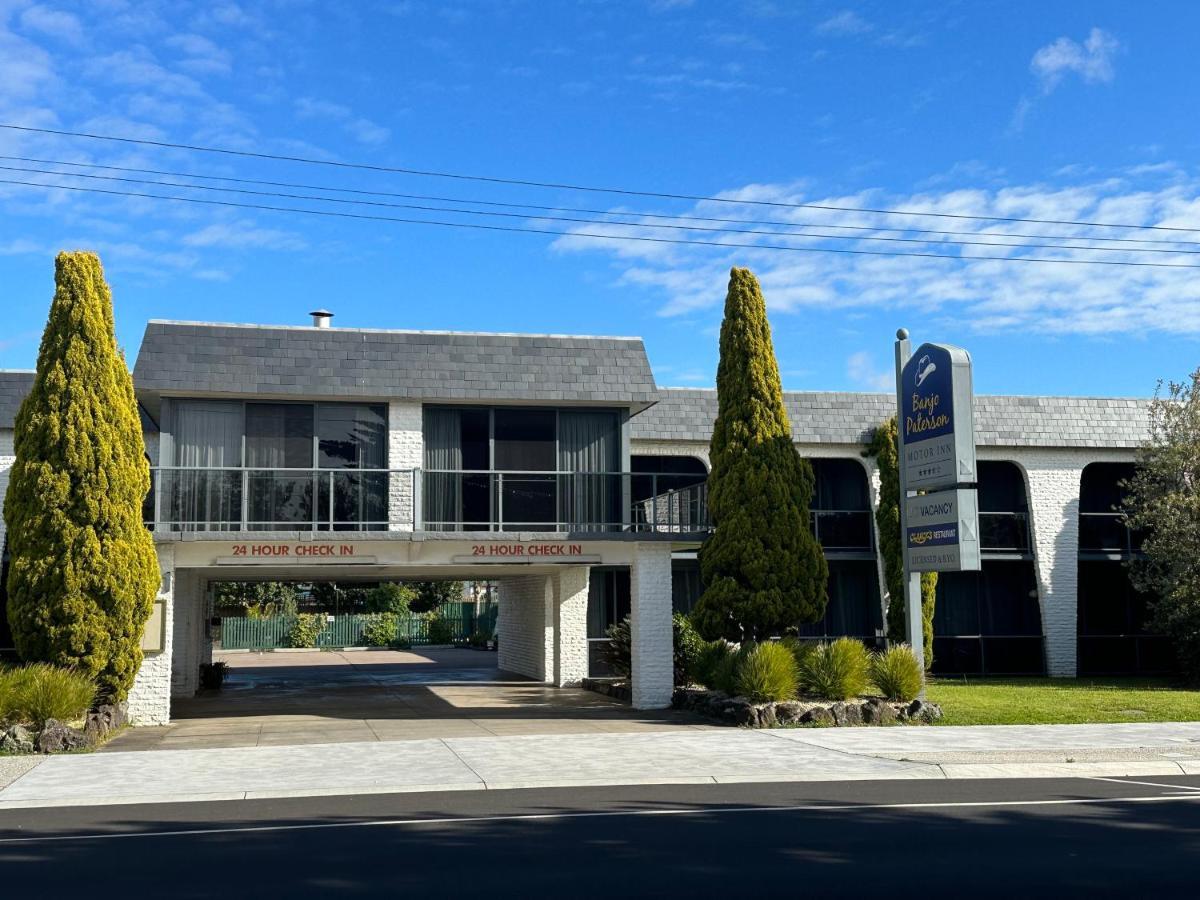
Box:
145;467;710;535
1079;511;1145;556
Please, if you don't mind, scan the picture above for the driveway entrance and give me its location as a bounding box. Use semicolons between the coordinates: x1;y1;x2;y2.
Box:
105;647;710;752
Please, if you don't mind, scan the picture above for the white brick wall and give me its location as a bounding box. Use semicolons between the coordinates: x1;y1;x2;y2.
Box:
388;401;423;530
552;567;590;687
170;570;209;698
630;542;673;709
496;574;553;682
127;542;175;725
0;428;13;555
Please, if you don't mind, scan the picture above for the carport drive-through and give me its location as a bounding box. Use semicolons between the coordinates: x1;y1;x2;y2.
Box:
139;532;691;729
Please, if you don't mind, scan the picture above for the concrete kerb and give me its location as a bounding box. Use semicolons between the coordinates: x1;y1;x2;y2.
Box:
2;723;1199;810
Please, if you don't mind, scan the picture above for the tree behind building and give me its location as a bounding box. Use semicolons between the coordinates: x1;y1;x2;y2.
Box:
693;267;828;642
4;252;160;701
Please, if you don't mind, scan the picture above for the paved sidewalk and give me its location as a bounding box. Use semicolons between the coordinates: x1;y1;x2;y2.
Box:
3;721;1199;809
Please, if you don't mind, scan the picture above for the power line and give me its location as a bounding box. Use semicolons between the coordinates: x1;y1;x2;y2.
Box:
4;176;1200;269
3;122;1198;235
8;163;1199;258
5;153;1197;249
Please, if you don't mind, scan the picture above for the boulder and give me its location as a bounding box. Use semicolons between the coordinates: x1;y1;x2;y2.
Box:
35;719;91;754
85;703;128;740
801;705;835;726
774;701;807;725
756;704;777;728
906;699;944;724
1;724;36;754
861;698;897;726
830;701;863;727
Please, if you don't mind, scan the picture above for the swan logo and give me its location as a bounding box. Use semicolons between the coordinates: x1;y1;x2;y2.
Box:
915;355;937;388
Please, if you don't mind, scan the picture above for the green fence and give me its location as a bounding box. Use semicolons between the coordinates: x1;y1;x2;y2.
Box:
221;603;498;651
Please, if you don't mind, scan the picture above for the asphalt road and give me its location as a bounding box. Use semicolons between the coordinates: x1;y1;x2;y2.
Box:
2;775;1198;897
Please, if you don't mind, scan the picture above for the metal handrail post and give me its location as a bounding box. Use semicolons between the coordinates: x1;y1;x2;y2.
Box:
328;470;335;530
651;473;658;534
497;472;504;532
241;469;249;531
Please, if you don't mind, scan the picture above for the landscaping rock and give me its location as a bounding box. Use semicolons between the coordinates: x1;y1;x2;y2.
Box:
861;699;898;726
35;719;91;754
906;699;944;724
801;706;835;726
830;701;863;727
85;702;128;740
774;701;807;725
1;724;36;754
756;704;777;728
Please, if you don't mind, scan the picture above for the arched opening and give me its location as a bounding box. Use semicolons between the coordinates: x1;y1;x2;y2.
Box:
1077;462;1170;675
933;461;1044;674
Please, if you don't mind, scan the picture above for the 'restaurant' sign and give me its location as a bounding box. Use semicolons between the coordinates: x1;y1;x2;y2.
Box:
900;343;977;492
904;488;981;573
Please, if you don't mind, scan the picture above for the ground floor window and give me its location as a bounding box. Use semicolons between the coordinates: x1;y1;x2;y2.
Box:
587;567;630;676
932;560;1045;675
795;560;884;646
1077;560;1171;675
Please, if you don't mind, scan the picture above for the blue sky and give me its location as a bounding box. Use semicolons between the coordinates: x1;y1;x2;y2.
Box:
2;0;1199;398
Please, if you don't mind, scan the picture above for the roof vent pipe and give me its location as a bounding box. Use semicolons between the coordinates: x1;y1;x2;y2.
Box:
309;309;333;328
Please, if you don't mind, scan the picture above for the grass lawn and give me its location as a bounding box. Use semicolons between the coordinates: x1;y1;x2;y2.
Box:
924;676;1200;726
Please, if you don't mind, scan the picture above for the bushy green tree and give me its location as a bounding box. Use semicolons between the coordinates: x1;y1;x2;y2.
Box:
4;252;159;701
407;580;464;614
1124;369;1200;682
865;417;937;668
693;267;828;642
366;582;415;615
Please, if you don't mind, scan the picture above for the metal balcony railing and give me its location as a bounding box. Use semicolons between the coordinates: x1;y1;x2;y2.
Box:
1078;512;1145;555
145;467;711;535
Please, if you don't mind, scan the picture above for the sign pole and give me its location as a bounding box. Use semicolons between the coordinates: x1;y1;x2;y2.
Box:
894;328;926;686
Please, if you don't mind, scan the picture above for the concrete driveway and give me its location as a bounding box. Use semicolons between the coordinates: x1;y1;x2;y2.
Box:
104;647;711;752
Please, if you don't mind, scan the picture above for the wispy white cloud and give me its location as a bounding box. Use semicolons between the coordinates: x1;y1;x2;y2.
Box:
165;32;233;76
18;4;84;45
1031;27;1120;92
551;167;1200;337
182;220;307;251
846;351;893;390
293;96;391;145
814;10;872;37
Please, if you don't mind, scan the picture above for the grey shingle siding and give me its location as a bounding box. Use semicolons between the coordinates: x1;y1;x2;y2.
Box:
0;371;34;429
132;321;659;410
630;388;1151;449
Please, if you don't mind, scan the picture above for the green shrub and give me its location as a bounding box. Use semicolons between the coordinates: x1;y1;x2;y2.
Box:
780;636;818;673
285;614;326;648
366;583;415;615
425;614;455;645
712;642;757;694
467;629;493;649
799;637;871;700
695;639;734;689
733;642;798;702
871;644;924;701
599;617;633;677
673;613;706;685
361;613;399;648
1;663;96;727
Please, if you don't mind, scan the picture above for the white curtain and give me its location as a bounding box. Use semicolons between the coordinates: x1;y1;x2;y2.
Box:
173;401;242;529
423;408;463;529
558;411;619;530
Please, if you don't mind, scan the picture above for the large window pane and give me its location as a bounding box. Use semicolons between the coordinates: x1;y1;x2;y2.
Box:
494;410;556;527
246;403;314;528
317;404;387;531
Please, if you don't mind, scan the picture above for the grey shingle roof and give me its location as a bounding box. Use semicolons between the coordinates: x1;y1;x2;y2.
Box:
0;371;35;430
132;321;660;413
630;388;1151;449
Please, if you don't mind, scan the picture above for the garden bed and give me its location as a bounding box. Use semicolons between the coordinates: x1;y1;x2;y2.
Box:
0;702;127;754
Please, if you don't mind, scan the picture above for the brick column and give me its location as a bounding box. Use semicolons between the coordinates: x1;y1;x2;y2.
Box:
387;401;423;531
127;541;175;725
1023;455;1086;677
496;575;553;682
553;567;590;687
630;542;673;709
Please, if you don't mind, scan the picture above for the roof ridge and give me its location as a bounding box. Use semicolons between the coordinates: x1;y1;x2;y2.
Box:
145;319;644;342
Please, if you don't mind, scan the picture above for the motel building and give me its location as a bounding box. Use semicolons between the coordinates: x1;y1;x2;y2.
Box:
0;312;1162;726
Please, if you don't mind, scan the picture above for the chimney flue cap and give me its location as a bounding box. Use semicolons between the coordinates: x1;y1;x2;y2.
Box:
309;309;333;328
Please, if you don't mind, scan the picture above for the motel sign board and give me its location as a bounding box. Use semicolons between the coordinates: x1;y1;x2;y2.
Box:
900;343;977;491
904;488;981;573
897;340;981;576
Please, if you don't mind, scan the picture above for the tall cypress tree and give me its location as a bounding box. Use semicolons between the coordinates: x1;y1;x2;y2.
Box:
4;251;160;701
693;267;828;642
865;416;937;667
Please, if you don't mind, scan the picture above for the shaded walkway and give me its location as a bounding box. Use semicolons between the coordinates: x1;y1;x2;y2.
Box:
105;647;711;751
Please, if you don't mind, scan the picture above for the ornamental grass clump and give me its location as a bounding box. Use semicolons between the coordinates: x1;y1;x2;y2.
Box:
695;639;734;690
733;641;799;703
870;644;924;702
1;663;96;727
799;637;871;700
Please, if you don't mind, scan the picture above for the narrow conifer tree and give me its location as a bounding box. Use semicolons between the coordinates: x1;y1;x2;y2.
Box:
4;252;160;700
693;267;828;642
865;416;937;667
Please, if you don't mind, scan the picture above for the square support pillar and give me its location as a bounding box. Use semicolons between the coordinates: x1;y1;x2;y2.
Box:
1025;461;1085;677
630;542;674;709
553;567;590;687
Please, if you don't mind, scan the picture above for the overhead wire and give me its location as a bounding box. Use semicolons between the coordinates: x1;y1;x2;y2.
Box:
4;176;1200;268
3;122;1199;234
